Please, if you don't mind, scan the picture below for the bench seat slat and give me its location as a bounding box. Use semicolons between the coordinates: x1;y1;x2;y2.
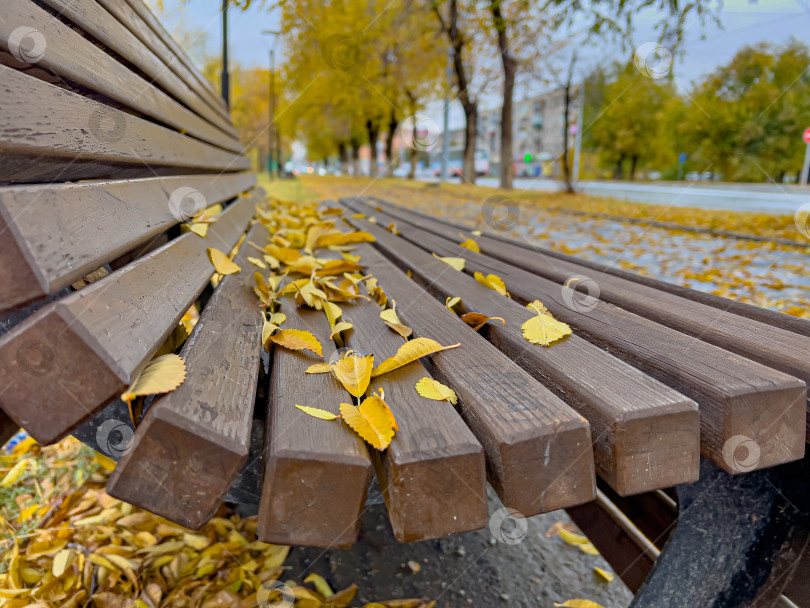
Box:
0;195;254;444
2;0;242;153
0;65;250;182
122;0;227;113
97;0;234;130
106;221;266;529
382;217;806;473
342;286;488;542
258;302;372;548
347;213;700;496
39;0;237;139
354;243;595;515
365;200;810;437
0;172;255;312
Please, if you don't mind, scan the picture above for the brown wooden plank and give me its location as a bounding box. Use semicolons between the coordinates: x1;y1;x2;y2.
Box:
39;0;237;139
0;410;19;447
340;285;488;542
1;0;242;153
97;0;234;129
258;302;373;548
353;243;595;515
380;218;807;473
0;65;250;182
360;199;810;437
120;0;232;119
0;195;254;445
345;214;700;496
0;172;255;312
106;222;266;529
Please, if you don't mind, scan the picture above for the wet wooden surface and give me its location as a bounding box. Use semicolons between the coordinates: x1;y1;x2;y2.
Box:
107;222;267;529
0;196;254;444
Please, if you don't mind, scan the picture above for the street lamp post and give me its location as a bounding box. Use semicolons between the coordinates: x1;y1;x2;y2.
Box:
221;0;229;106
263;30;281;179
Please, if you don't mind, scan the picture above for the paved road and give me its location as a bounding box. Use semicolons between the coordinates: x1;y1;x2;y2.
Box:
438;177;809;215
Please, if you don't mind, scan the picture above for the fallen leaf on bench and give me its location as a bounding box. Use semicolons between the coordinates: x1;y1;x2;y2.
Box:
306;363;333;374
296;405;339;421
459;312;506;332
372;338;460;377
340;392;396;450
316;259;364;276
207;248;241;275
332;353;374;398
474;272;509;297
315;230;375;248
247;256;267;269
522;301;572;347
189;222;208;238
267;329;323;358
415;378;457;405
329;321;354;339
71;266;109;289
445;296;462;311
380;300;413;339
369;285;388;307
323;301;343;329
593;567;614;583
459;237;481;252
432;252;465;271
121;354;186;404
324;583;359;606
554;601;605;608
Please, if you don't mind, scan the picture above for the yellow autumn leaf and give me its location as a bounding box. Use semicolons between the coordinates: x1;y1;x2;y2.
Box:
207;248;241;275
580;542;600;555
474;272;509;296
121;354;186;404
380;300;412;339
471;230;483;236
340;394;395;450
305;362;333;374
0;459;28;487
558;528;590;546
316;231;375;248
459;312;506;331
296;405;339;421
329;321;353;339
269;312;286;325
594;567;614;583
554;601;606;608
94;453;117;471
52;548;75;577
303;573;334;598
522;311;572;347
316;259;364;276
459;238;481;253
189;223;208;238
332;353;374;398
372;337;461;377
415;377;458;405
446;296;462;311
267;329;323;358
432;252;465;271
247;256;267;269
527;299;550;314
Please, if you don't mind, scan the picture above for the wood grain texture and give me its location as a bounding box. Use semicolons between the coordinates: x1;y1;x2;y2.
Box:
258;302;372;548
122;0;226;111
0;172;255;312
362;198;810;438
106;222;267;528
354;243;595;515
0;65;250;183
1;0;241;153
0;195;254;444
383;219;806;474
97;0;234;130
345;212;700;496
341;287;488;542
39;0;236;139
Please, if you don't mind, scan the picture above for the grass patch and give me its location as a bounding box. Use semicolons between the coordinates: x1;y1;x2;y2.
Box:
257;173;319;204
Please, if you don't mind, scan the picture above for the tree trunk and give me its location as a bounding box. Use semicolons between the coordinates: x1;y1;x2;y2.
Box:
409;146;418;179
338;142;348;174
562;82;573;194
630;155;638;181
438;0;477;184
492;1;516;190
385;110;398;177
366;119;379;178
351;137;362;176
614;156;624;180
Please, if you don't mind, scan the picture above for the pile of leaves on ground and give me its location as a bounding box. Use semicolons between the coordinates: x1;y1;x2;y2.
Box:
0;437;439;608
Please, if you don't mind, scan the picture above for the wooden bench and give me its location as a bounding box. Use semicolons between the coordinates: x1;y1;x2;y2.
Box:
1;2;808;605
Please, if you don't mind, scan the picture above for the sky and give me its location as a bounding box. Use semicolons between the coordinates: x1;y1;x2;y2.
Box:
155;0;810;129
